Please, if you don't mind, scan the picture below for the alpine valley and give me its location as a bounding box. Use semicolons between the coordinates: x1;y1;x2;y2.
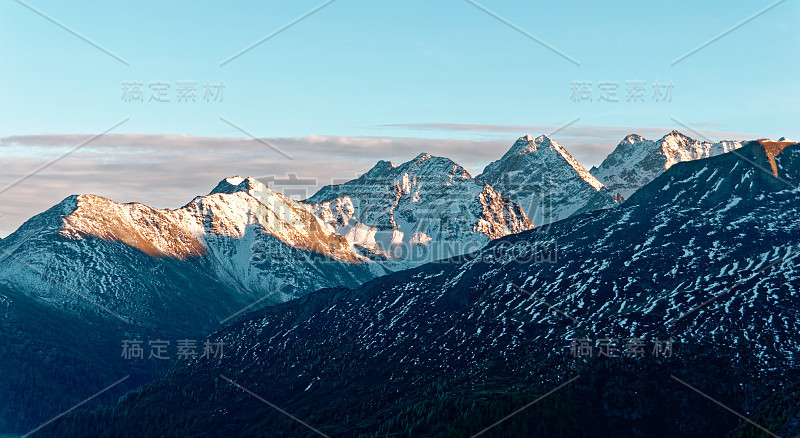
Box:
1;132;798;437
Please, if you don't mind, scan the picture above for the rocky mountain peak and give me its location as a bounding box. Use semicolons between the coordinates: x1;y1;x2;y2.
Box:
592;131;743;198
209;176;267;195
413;152;433;162
477;135;611;226
508;134;558;155
304;153;532;267
621;133;647;144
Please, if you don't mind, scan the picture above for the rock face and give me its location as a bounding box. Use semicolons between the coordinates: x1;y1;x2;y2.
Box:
477;134;619;226
590;130;742;198
306;153;533;268
45;142;800;437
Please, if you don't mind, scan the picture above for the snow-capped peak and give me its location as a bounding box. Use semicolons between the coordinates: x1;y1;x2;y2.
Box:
304;153;532;266
209;175;263;195
477;135;614;226
665;129;690;139
225;175;245;186
57;176;364;264
502;134;604;191
508;134;554;154
413;152;433;162
591;131;743;198
308;153;474;206
621;133;646;144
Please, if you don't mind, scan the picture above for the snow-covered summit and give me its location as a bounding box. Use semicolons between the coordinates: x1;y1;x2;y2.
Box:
59;176;361;264
305;153;532;267
590;130;742;198
0;176;382;327
477;135;616;226
209;175;262;194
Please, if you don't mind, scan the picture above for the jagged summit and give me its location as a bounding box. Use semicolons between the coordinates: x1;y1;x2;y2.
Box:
477;135;613;225
497;134;604;190
305;153;532;266
54;177;365;266
209;176;266;195
666;129;689;138
356;160;398;181
591;130;743;198
621;133;646;143
509;133;554;152
403;152;470;177
307;153;473;204
507;134;551;153
0;176;381;351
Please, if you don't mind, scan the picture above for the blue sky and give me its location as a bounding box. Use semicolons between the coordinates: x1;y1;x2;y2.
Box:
2;0;797;138
0;0;798;235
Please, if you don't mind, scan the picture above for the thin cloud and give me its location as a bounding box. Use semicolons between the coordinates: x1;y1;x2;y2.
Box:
376;122;760;142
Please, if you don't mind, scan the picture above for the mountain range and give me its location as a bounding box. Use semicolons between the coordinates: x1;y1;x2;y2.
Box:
37;138;800;437
1;131;795;437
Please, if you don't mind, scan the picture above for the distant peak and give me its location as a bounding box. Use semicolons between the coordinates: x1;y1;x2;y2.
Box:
665;129;690;139
210;176;267;195
517;134;554;144
511;134;559;155
354;153;469;185
372;160;396;171
495;135;604;191
622;133;646;143
405;153;460;169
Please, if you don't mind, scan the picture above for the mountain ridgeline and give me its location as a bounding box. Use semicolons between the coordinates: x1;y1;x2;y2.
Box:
1;132;796;437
